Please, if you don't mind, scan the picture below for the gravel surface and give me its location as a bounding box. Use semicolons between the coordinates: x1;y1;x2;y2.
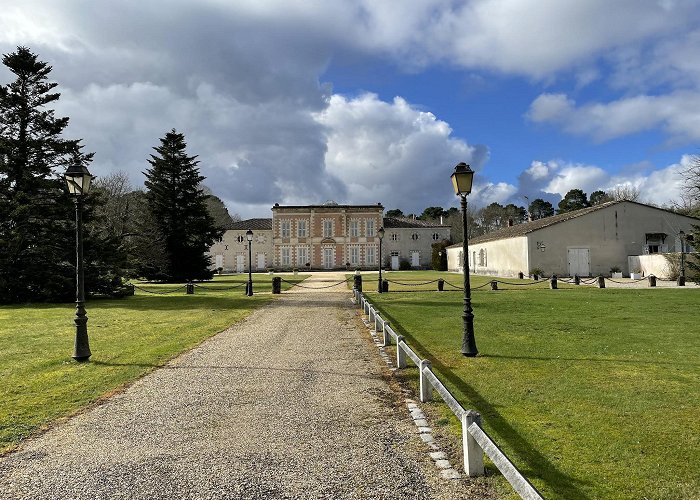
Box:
0;273;487;499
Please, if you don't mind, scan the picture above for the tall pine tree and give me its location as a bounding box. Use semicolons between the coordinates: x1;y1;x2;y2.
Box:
0;47;129;302
142;130;222;282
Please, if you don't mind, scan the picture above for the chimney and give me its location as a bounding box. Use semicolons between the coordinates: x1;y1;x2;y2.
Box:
508;218;514;227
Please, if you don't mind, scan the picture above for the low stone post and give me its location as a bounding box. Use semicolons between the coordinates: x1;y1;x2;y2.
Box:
574;275;580;285
648;275;657;287
437;278;444;291
532;273;539;280
396;336;407;368
550;275;557;289
382;280;389;293
598;276;606;288
272;276;281;294
419;360;433;402
462;410;485;477
518;271;524;279
353;274;363;292
490;280;498;291
186;282;194;294
383;320;391;347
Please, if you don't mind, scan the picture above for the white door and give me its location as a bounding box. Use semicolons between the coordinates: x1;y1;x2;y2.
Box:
215;254;223;269
323;248;334;269
567;248;590;276
236;255;244;273
411;251;420;268
391;255;399;270
256;253;265;270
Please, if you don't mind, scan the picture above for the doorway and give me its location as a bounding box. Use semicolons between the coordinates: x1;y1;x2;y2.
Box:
567;248;590;276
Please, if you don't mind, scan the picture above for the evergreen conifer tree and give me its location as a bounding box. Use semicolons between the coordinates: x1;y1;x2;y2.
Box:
143;130;222;281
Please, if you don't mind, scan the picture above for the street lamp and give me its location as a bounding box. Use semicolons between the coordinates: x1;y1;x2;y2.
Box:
64;164;94;361
678;230;686;287
378;226;385;293
246;229;254;296
451;162;478;357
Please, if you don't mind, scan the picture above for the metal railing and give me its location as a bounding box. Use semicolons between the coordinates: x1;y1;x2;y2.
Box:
356;288;543;500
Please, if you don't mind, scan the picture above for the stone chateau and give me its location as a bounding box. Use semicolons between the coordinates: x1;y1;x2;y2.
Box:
208;202;451;272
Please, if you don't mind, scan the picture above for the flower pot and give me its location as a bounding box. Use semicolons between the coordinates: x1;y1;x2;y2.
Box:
630;272;642;279
611;272;623;278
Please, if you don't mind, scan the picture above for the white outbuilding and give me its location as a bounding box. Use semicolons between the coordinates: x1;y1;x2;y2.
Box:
447;200;698;278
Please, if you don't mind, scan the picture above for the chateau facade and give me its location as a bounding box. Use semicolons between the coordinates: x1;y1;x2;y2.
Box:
208;202;451;272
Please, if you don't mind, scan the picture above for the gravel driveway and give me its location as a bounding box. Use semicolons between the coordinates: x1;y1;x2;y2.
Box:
0;273;482;499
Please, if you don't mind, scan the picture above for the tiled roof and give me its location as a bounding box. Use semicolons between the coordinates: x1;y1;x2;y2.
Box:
448;201;618;247
383;217;450;229
227;218;272;231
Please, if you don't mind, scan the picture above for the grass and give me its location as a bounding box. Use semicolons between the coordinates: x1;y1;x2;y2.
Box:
364;272;700;499
0;273;308;455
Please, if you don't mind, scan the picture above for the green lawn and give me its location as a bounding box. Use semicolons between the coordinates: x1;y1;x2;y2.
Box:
0;273;308;455
364;274;699;499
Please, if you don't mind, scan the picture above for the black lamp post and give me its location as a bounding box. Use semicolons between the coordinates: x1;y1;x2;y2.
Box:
378;226;385;292
246;229;254;296
64;164;94;361
451;162;478;357
678;230;686;287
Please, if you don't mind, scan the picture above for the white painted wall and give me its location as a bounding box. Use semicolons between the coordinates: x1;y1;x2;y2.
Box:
447;237;528;277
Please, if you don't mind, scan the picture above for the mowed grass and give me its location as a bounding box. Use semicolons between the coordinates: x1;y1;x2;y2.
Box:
365;274;699;499
0;273;308;455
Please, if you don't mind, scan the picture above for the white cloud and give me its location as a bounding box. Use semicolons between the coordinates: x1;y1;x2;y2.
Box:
316;93;489;213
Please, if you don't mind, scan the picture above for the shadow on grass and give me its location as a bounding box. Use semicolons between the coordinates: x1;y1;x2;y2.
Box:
92;295;271;311
487;353;700;369
378;308;592;499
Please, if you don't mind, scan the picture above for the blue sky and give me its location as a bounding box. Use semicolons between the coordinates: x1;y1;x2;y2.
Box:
1;1;699;218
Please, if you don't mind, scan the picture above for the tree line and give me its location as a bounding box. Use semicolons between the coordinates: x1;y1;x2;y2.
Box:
0;47;233;303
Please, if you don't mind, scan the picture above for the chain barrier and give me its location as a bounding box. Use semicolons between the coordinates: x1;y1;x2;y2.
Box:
280;278;349;289
606;275;652;284
192;282;247;291
132;284;188;295
384;279;441;286
493;278;550;286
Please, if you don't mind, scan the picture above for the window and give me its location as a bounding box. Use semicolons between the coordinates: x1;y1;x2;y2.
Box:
297;246;308;266
391;233;399;241
478;249;487;266
236;235;244;243
366;220;375;237
411;233;419;240
366;246;375;265
350;246;359;265
350;220;359;237
281;247;291;266
280;220;291;238
323;220;333;238
432;233;440;240
297;220;307;238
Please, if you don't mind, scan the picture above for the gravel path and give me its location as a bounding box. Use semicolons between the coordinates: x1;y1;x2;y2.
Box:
0;273;483;499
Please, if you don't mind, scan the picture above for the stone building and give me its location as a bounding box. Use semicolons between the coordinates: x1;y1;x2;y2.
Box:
446;200;698;277
208;202;451;271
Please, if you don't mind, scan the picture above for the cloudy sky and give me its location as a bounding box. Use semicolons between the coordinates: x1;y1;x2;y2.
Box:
2;0;699;218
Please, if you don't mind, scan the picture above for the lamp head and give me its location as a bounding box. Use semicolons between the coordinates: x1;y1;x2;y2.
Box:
64;164;94;196
246;229;253;241
378;226;385;240
450;162;474;196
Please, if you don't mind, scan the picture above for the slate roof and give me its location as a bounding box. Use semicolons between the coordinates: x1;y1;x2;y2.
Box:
227;218;272;231
383;217;450;229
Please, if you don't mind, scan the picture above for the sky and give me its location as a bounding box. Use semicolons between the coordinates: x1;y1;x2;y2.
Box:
1;0;699;219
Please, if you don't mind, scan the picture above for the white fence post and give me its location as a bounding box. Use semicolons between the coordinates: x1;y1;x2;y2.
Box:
396;335;407;368
383;320;390;346
462;410;485;477
374;312;381;333
419;360;433;402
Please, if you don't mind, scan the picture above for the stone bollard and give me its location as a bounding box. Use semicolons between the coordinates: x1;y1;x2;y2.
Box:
598;276;606;288
532;273;539;281
648;275;657;287
437;278;444;291
677;275;686;287
550;275;558;289
518;271;524;279
490;280;498;291
462;410;485;477
272;276;281;294
419;359;433;402
382;280;389;293
353;274;363;292
186;282;194;294
396;335;407;368
574;275;580;285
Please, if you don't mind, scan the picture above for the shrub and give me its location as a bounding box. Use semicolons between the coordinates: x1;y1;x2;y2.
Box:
530;267;544;277
399;258;411;270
